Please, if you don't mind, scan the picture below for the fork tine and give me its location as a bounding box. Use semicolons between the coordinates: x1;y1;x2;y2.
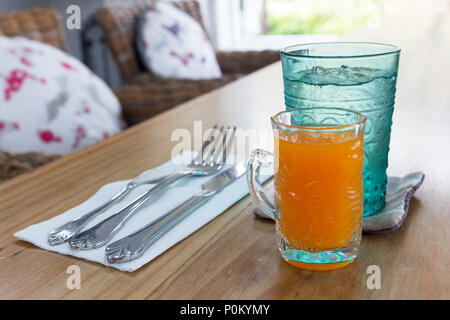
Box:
221;126;237;165
192;124;217;164
203;125;224;166
212;125;236;165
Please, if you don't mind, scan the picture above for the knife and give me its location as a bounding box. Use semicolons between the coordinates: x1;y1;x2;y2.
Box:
105;162;247;264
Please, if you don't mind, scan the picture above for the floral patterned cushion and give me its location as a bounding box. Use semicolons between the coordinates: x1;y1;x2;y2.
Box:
0;37;124;155
136;2;222;80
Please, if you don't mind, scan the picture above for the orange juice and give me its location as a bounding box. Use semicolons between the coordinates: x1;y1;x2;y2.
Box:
274;131;364;270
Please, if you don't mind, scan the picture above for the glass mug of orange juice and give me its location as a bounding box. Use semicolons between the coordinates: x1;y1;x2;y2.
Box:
247;107;367;270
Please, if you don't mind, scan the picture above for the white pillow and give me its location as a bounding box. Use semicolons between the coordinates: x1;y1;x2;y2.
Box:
0;37;125;155
137;2;222;80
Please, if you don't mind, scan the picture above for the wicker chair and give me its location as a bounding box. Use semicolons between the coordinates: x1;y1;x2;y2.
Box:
0;8;65;181
97;0;280;125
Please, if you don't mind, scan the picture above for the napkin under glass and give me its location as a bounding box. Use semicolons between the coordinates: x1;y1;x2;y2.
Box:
253;172;425;233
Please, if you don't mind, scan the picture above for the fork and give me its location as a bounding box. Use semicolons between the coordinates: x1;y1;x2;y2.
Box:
69;125;236;250
48;127;217;246
48;165;175;246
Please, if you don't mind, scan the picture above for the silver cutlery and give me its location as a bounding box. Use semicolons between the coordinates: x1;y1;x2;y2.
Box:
106;162;246;264
69;125;237;250
47;168;173;246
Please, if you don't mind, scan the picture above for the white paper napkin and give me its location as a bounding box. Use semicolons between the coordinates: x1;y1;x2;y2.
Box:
14;152;260;272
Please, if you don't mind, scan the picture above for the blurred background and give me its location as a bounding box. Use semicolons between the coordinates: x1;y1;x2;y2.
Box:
0;0;449;181
1;0;448;87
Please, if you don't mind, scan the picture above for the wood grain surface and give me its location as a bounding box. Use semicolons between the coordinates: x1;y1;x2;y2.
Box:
0;8;449;300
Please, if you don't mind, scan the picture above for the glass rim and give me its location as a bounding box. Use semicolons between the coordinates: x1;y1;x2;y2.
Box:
280;42;401;59
271;107;367;131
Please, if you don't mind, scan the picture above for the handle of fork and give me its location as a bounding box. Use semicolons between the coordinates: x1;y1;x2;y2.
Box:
69;171;192;249
47;184;132;246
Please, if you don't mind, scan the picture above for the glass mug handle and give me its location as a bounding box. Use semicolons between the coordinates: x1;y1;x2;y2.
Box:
247;149;276;219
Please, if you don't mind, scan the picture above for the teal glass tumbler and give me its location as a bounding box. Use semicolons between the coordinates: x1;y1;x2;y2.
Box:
280;42;400;216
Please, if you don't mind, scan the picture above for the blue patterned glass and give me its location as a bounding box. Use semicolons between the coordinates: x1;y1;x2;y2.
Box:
281;42;400;216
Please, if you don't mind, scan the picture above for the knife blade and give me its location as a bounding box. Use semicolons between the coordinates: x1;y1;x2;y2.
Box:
105;162;247;264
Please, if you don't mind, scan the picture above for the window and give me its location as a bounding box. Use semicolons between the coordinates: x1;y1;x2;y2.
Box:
238;0;382;36
211;0;449;50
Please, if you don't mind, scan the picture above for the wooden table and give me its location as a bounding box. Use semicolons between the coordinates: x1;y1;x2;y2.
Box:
1;11;449;300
